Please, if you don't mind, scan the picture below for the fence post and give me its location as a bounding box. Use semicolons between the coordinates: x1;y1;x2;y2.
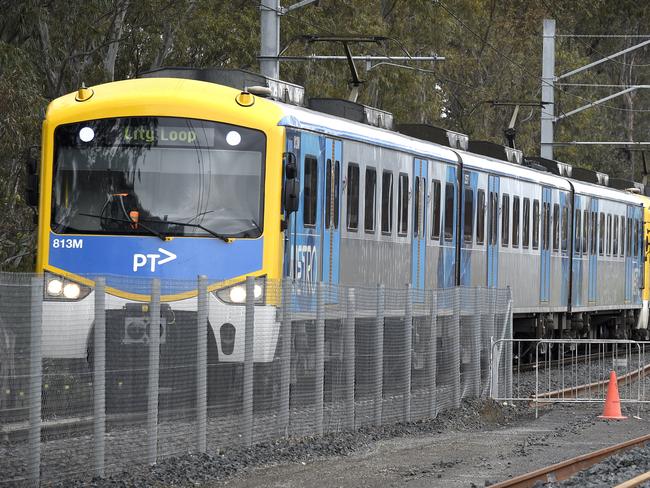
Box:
242;276;255;446
147;278;160;465
278;279;292;435
427;288;437;418
196;275;208;453
470;288;481;397
344;287;355;430
452;287;461;408
404;284;413;423
93;277;106;478
504;288;513;399
28;276;43;487
373;284;384;426
315;282;325;435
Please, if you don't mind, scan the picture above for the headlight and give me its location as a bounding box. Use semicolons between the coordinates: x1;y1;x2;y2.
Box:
44;273;92;301
215;277;266;305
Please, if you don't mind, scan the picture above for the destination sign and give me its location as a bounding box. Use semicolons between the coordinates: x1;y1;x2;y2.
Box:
121;125;215;147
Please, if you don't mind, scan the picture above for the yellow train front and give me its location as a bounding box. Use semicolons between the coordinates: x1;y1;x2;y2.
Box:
33;70;292;406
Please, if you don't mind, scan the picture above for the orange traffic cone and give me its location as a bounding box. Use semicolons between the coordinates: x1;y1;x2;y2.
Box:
598;371;627;420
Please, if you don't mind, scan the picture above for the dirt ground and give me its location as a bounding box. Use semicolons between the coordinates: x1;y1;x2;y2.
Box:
210;403;650;488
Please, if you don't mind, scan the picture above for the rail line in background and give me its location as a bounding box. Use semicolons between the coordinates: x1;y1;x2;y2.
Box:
490;433;650;488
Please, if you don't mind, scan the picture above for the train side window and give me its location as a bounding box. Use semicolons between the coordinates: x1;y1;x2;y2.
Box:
364;167;377;232
444;182;455;241
501;194;510;247
398;173;409;236
463;187;474;243
346;163;359;231
599;212;605;255
477;189;486;245
414;177;426;238
303;156;318;227
552;203;559;252
620;217;625;256
542;202;548;250
627;217;632;255
532;199;540;249
561;205;568;252
431;179;441;239
635;219;640;256
606;214;612;256
583;210;589;255
613;216;619;256
381;170;393;234
522;198;530;248
512;196;520;247
325;159;340;229
591;212;597;255
574;210;581;255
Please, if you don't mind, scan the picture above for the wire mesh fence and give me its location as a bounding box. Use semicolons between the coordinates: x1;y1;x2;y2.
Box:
0;273;512;486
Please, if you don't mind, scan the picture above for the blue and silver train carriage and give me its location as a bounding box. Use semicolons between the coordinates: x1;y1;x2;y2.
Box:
28;68;648;402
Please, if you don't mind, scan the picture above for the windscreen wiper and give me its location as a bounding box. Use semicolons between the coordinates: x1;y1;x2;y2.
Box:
143;218;231;243
79;213;168;241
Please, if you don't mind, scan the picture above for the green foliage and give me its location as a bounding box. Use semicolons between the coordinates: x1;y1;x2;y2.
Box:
0;0;648;270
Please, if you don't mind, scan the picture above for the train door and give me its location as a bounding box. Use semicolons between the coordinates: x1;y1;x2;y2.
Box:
486;174;499;288
460;170;478;286
321;138;341;287
290;132;322;289
438;165;458;288
540;187;552;302
411;158;427;290
588;198;599;303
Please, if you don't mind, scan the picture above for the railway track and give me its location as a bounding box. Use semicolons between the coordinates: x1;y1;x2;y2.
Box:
489;433;650;488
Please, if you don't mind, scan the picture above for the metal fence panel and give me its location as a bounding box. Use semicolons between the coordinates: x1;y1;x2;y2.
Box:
0;273;511;485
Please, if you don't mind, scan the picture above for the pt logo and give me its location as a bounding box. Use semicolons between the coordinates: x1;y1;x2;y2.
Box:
133;248;177;272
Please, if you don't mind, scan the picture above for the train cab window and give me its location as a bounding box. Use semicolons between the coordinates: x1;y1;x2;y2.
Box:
414;177;426;238
552;203;559;252
477;189;486;245
533;199;540;249
606;214;612;256
303;156;318;227
444;183;455;241
501;194;510;247
561;205;568;252
432;179;441;239
364;167;377;232
575;210;582;255
325;159;340;230
583;210;589;255
346;163;359;231
522;198;530;248
599;212;605;256
512;196;520;247
613;216;619;256
463;187;474;243
398;173;409;236
381;170;393;234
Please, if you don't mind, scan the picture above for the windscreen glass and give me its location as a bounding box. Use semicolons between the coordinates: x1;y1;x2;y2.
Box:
51;117;265;238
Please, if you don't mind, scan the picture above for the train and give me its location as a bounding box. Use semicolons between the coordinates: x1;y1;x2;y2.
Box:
26;67;650;387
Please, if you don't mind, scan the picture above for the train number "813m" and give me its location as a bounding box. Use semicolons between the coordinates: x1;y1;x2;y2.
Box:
52;238;83;249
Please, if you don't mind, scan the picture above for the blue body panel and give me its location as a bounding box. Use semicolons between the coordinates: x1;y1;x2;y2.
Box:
49;232;263;295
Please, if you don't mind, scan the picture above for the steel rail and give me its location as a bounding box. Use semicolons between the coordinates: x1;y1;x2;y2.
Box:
614;470;650;488
489;433;650;488
532;362;650;402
